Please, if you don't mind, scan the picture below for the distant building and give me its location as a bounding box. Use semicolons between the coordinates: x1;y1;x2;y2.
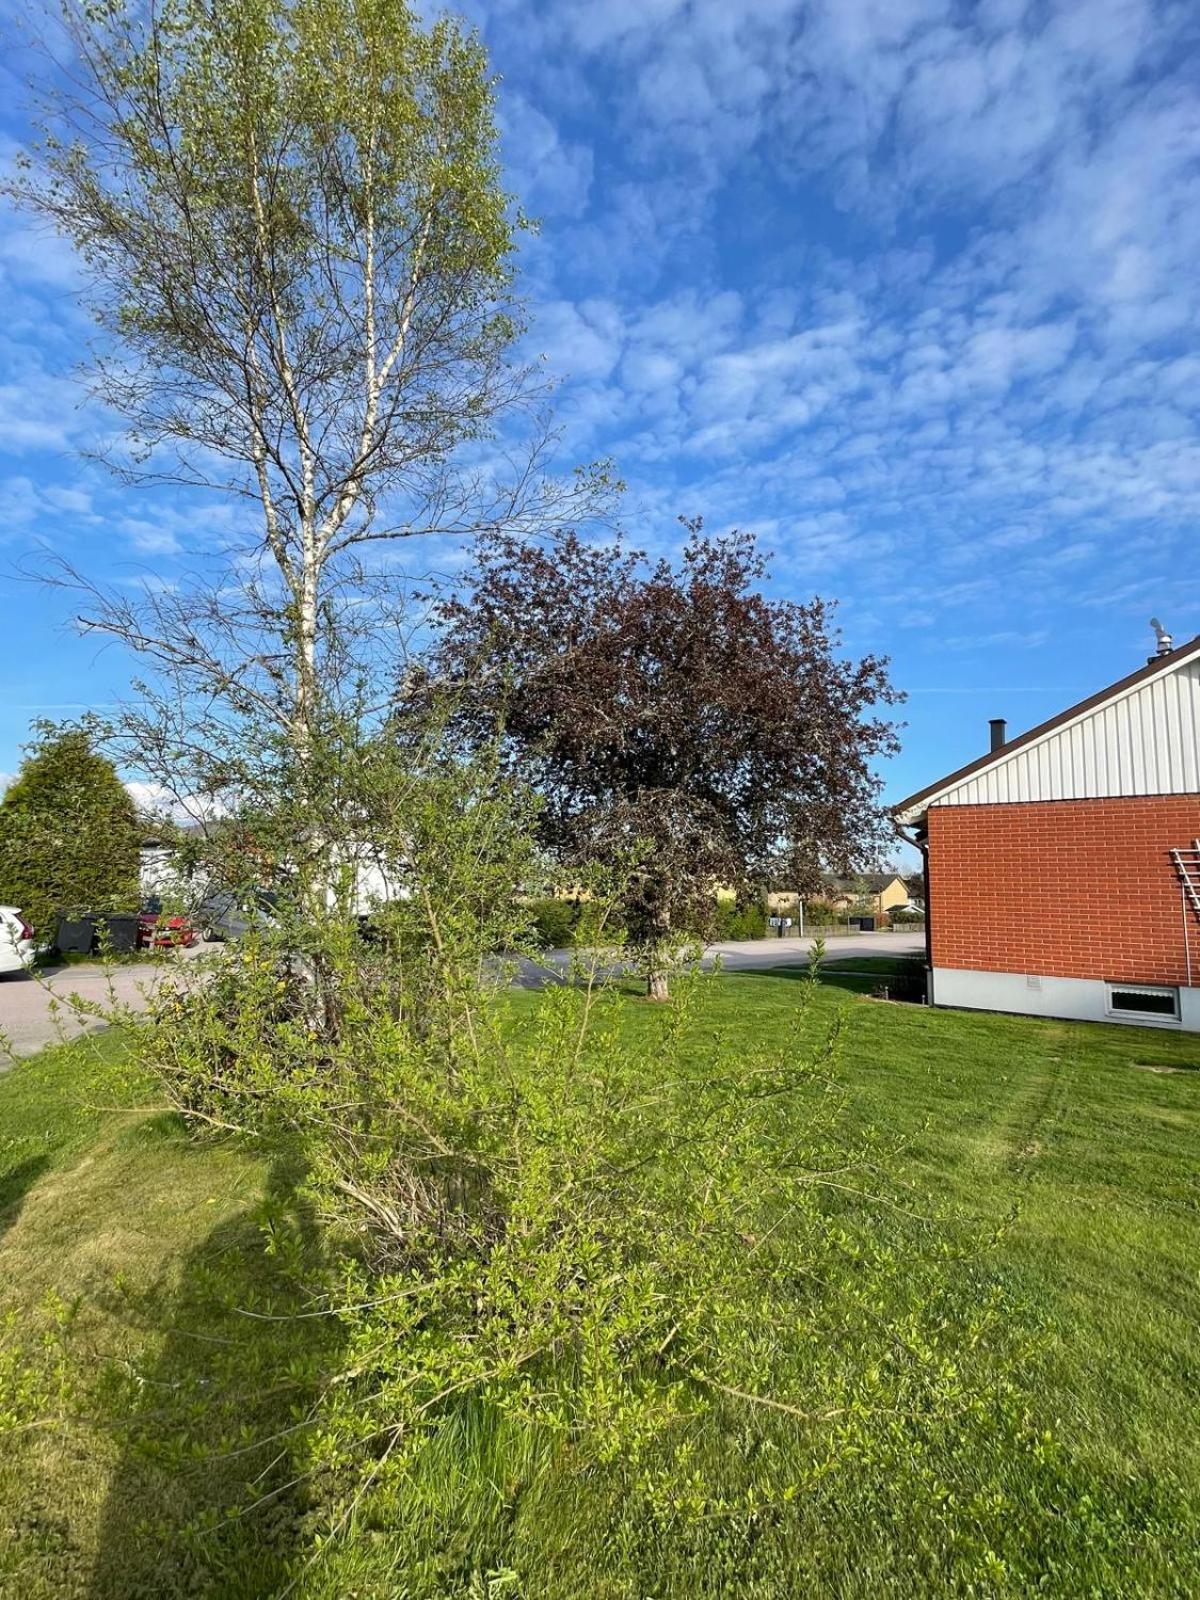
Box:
138;822;206;901
820;873;914;918
896;630;1200;1031
764;874;915;919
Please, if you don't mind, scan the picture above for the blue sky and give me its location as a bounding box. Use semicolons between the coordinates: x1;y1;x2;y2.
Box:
1;0;1199;836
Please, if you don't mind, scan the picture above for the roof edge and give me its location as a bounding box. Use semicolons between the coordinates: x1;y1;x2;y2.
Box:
893;631;1200;823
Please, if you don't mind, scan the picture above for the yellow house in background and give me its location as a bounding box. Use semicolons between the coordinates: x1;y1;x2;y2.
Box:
824;874;912;916
765;874;913;917
553;875;917;918
764;889;800;912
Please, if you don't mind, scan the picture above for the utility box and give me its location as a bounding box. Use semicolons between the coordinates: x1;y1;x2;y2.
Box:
55;914;96;954
96;913;139;953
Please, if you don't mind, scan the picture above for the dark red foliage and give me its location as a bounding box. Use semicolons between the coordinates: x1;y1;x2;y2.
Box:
422;519;901;941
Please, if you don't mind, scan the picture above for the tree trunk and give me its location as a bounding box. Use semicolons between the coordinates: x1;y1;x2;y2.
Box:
294;552;319;750
645;911;672;1001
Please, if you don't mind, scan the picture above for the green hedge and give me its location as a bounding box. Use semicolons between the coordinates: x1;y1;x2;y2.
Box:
526;897;582;949
713;901;768;941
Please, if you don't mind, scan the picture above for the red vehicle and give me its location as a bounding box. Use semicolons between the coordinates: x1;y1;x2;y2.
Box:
137;897;197;950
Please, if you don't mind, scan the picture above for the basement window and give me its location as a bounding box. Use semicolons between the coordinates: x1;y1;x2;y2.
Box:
1106;984;1180;1021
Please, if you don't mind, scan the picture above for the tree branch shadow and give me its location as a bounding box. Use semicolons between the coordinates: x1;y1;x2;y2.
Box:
88;1155;341;1600
0;1155;51;1243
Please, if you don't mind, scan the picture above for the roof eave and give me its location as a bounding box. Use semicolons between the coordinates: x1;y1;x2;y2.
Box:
892;632;1200;823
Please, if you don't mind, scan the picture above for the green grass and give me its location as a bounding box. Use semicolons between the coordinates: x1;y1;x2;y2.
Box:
0;1030;328;1598
816;953;925;975
2;985;1200;1595
736;949;926;994
708;973;1200;1468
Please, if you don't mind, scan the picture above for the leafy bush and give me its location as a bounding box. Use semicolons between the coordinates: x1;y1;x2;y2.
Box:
125;745;1015;1590
889;907;926;926
712;899;768;940
526;897;581;949
152;945;1010;1575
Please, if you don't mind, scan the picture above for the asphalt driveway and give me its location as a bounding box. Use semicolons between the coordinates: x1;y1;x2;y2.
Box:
0;951;202;1061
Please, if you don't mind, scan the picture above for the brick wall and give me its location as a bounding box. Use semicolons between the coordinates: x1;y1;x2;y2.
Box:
928;796;1200;984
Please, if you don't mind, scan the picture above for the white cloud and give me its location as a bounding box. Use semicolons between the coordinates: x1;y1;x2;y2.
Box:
500;93;594;218
527;297;624;383
122;518;183;557
43;484;93;515
125;780;230;825
0;377;76;453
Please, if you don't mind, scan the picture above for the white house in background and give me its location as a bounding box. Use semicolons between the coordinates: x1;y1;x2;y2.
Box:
137;826;403;916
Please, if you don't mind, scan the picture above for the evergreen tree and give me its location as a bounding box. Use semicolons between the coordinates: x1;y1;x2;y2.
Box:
0;728;141;935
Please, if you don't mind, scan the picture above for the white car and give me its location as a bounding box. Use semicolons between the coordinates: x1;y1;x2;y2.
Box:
0;907;35;974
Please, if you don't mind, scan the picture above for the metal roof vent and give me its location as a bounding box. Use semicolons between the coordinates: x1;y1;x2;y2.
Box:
988;718;1007;752
1149;618;1173;663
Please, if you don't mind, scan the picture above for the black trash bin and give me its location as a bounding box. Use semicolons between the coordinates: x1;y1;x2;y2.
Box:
96;913;140;954
55;914;96;954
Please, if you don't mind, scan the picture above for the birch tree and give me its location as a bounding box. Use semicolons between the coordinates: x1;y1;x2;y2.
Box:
13;0;604;807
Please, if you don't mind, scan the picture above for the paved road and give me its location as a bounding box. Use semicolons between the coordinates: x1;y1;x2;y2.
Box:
699;929;923;971
514;929;925;987
0;931;926;1061
0;951;203;1061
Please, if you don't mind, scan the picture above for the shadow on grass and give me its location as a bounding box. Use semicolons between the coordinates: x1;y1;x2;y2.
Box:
727;964;928;1002
89;1154;341;1600
0;1154;51;1244
725;964;851;986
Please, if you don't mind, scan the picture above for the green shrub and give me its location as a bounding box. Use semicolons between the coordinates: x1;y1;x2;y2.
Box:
731;902;768;939
156;947;1008;1564
713;900;767;940
0;725;141;935
526;897;581;949
128;747;1015;1590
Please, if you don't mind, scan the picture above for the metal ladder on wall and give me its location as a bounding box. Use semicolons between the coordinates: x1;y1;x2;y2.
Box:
1169;840;1200;987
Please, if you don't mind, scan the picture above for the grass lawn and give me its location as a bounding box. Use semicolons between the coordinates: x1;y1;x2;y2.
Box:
815;953;925;975
739;949;927;995
1;981;1199;1596
0;1030;330;1598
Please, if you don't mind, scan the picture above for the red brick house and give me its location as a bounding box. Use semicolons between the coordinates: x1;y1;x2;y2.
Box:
895;632;1200;1031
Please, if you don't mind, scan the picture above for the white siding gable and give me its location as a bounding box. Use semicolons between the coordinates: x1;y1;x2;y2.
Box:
899;652;1200;818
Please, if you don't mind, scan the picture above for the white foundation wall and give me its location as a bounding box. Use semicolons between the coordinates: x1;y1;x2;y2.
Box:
931;967;1199;1031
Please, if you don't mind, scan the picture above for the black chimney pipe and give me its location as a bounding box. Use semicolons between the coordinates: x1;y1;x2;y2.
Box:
989;718;1006;752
